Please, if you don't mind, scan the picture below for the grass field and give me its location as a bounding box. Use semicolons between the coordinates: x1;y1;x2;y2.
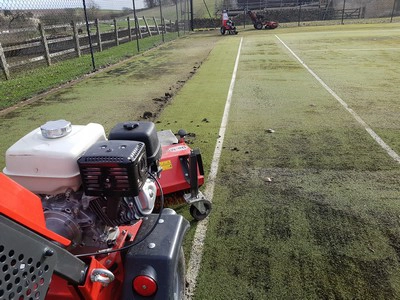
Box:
184;24;400;299
1;22;400;299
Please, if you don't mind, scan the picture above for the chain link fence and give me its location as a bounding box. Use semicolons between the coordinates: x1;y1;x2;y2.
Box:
193;0;400;30
1;0;399;81
0;0;191;81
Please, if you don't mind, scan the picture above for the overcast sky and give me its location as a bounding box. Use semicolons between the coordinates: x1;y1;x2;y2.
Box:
0;0;146;10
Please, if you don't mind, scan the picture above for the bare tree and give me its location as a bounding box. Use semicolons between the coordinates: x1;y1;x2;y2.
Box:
3;10;33;29
144;0;159;9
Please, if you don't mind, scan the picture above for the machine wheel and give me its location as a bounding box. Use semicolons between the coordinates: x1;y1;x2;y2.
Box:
220;26;226;35
190;200;212;221
173;247;186;300
254;22;263;30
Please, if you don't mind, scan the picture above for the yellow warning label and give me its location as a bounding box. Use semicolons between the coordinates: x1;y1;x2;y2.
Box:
160;160;173;171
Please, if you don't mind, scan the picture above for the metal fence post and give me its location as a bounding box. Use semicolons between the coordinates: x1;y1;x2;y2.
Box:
0;43;10;80
298;4;302;26
83;0;96;71
132;0;140;52
190;0;194;31
175;0;180;37
38;23;51;66
390;0;397;22
341;0;346;25
159;0;165;42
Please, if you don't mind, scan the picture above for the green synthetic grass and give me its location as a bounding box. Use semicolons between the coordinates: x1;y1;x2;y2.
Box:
0;32;219;169
0;33;177;109
187;24;400;299
155;36;243;256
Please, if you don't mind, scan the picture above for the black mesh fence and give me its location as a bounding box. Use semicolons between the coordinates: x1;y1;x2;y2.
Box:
195;0;400;29
0;0;190;81
1;0;399;81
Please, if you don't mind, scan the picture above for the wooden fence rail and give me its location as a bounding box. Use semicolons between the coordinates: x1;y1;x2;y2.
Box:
0;16;176;80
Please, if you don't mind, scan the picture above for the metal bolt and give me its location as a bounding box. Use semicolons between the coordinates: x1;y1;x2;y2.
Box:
43;248;54;257
148;243;156;249
158;219;164;224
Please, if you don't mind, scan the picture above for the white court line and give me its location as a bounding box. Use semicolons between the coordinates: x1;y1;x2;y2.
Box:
275;35;400;164
185;37;244;299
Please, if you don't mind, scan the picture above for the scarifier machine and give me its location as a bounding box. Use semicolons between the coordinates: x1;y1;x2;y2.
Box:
247;10;278;30
0;119;211;300
220;10;238;35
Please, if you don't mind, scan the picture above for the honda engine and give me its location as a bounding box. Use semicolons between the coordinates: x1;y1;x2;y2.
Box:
3;120;161;254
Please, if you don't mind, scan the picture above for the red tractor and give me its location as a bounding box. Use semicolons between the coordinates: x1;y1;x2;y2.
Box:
0;120;211;299
247;10;278;30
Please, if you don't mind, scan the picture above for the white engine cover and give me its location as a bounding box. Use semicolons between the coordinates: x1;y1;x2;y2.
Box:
3;123;106;195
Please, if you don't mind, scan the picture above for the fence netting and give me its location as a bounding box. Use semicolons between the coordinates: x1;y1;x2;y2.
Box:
0;0;191;80
196;0;400;28
0;0;399;80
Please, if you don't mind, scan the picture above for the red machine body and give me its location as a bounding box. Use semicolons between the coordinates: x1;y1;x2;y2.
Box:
158;143;204;196
156;130;211;220
247;10;279;30
0;173;145;300
0;120;193;300
0;173;70;247
220;10;238;35
0;172;188;300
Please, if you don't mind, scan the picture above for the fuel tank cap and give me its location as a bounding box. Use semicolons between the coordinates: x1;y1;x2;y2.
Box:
40;120;72;139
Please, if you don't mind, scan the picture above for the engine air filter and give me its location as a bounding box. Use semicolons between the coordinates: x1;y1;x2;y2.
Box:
78;140;147;197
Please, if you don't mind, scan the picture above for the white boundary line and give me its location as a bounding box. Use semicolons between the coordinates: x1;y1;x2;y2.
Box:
185;37;244;299
275;35;400;164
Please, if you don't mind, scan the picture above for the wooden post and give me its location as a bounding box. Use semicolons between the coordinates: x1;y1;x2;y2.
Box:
143;16;152;37
95;19;102;52
153;17;160;35
38;23;51;66
169;19;172;33
0;43;10;80
127;16;132;41
136;16;143;39
71;21;81;57
114;19;119;46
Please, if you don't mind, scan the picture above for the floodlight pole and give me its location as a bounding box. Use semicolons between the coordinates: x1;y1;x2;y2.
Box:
159;0;165;42
390;0;397;23
190;0;194;31
298;3;302;26
82;0;96;71
186;0;190;31
132;0;140;52
175;0;180;37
